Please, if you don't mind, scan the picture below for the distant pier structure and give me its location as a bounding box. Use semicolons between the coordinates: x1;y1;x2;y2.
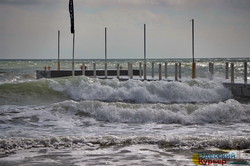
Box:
37;22;249;98
36;61;250;98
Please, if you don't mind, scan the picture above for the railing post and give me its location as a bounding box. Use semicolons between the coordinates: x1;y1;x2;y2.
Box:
117;63;120;79
179;62;181;79
244;62;247;84
175;63;178;81
144;63;147;80
231;63;234;83
82;63;85;76
105;62;108;79
209;62;214;80
93;63;96;78
159;63;162;80
139;62;142;78
165;62;168;79
192;62;196;79
152;62;154;78
225;62;229;79
130;63;133;79
128;62;130;79
211;63;214;76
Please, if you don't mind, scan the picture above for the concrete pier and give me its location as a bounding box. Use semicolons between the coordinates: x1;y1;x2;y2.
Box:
36;69;142;79
223;82;250;98
36;61;249;99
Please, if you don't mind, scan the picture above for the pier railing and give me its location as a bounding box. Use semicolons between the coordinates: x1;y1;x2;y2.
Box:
76;61;248;83
38;61;249;84
37;61;249;98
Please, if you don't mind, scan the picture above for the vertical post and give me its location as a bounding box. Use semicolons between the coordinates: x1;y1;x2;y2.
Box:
82;63;85;76
175;63;178;81
159;63;162;80
128;62;131;79
139;62;142;78
225;62;229;79
130;63;133;79
105;27;107;64
57;30;60;71
209;62;211;79
152;62;154;78
117;63;120;79
93;63;96;78
144;24;147;80
104;27;107;79
209;62;214;80
244;62;247;84
191;19;196;79
165;62;168;79
105;63;108;79
72;33;75;76
211;63;214;78
209;62;211;73
231;63;234;83
192;62;196;79
144;63;147;80
179;62;181;79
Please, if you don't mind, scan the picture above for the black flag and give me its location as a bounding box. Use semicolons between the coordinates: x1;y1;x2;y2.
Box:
69;0;75;34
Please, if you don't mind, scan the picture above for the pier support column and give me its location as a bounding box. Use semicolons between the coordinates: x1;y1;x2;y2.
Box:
165;62;168;79
152;62;155;79
105;63;108;79
175;63;178;81
231;63;234;83
117;63;120;79
244;62;247;84
159;64;162;80
225;62;229;79
93;63;96;78
144;63;147;80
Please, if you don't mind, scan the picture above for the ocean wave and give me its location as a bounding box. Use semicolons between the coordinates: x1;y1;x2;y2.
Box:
49;76;232;103
52;99;250;124
1;135;250;154
0;79;69;106
0;76;232;106
1;97;249;126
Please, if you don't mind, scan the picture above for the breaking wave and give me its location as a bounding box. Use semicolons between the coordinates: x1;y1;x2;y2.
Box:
51;99;250;124
49;76;232;103
1;135;250;154
0;76;232;106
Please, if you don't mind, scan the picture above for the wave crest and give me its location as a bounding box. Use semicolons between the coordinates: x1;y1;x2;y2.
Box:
49;76;232;103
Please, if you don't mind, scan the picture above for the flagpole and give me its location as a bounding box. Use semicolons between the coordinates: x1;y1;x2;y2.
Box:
72;32;75;76
191;19;196;79
69;0;75;76
58;30;60;71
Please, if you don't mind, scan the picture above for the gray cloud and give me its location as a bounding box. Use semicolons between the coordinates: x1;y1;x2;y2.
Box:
0;0;62;6
0;0;41;5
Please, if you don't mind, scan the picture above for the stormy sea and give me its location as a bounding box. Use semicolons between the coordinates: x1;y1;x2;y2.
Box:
0;58;249;166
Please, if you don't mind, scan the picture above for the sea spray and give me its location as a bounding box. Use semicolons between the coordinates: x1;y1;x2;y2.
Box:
49;76;232;103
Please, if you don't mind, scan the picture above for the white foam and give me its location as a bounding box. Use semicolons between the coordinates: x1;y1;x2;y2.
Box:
73;99;250;124
1;135;250;154
49;77;232;103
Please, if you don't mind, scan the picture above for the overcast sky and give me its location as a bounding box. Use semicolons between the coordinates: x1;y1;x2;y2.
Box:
0;0;250;59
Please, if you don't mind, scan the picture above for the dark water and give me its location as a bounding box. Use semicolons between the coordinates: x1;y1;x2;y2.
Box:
0;59;249;165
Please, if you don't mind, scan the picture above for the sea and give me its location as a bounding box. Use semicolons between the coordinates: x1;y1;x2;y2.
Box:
0;58;249;166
